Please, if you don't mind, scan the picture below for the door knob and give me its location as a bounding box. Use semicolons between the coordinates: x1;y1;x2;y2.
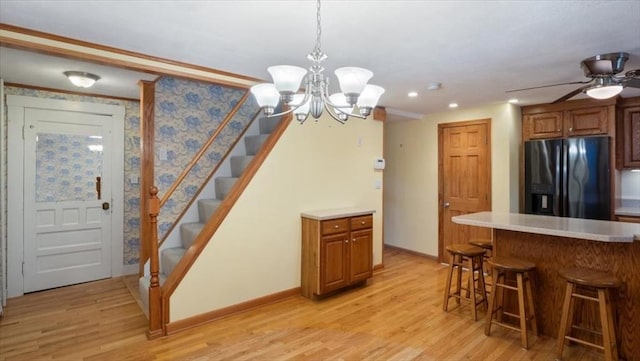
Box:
444;202;450;208
102;202;110;210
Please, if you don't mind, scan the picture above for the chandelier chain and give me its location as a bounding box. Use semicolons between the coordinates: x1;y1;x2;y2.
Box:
314;0;322;54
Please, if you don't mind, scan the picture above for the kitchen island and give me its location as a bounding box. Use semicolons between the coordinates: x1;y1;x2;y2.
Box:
453;212;640;360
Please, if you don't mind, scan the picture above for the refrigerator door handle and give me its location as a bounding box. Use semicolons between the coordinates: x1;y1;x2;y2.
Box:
553;144;565;216
560;142;567;217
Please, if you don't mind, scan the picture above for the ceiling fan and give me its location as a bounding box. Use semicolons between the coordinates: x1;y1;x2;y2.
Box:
507;52;640;103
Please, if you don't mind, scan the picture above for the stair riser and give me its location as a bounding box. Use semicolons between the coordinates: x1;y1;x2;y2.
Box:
180;223;204;249
198;199;222;223
230;156;254;178
215;177;238;200
245;135;270;156
259;116;280;135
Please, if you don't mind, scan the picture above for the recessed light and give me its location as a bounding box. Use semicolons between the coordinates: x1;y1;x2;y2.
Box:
408;91;418;98
508;98;519;103
449;103;458;108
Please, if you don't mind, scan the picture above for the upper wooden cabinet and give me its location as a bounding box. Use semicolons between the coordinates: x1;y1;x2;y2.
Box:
565;106;609;136
617;105;640;168
524;111;563;139
522;101;611;141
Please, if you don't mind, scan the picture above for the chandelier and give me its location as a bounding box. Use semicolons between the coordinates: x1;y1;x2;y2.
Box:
250;0;384;124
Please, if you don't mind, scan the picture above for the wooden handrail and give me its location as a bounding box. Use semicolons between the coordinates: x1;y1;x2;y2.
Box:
159;91;250;207
161;112;293;325
146;186;163;339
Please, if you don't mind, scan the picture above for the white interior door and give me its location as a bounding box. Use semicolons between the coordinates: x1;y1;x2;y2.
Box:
23;108;113;293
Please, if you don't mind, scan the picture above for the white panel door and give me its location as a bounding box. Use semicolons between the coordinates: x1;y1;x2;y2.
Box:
23;108;113;293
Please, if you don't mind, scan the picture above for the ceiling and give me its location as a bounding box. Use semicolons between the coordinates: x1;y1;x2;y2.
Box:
1;1;639;120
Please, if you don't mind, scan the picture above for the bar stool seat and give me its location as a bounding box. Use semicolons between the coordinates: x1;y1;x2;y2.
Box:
443;244;488;321
557;267;620;361
469;238;493;251
469;238;493;277
485;256;538;349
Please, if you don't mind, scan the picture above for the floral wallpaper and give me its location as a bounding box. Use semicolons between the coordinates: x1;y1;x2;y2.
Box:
35;133;103;202
3;86;141;265
154;77;259;238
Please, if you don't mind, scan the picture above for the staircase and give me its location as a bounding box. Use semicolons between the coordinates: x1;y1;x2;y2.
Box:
138;115;282;317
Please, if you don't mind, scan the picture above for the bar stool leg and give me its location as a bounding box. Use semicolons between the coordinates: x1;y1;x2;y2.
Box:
556;282;575;359
524;273;538;336
598;289;618;361
468;256;478;321
485;266;499;336
443;255;455;312
516;272;529;349
455;255;462;305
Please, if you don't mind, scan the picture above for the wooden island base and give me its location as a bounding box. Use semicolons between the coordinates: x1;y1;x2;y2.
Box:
493;229;640;360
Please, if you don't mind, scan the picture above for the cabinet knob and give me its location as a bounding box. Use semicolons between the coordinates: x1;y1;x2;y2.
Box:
361;221;365;225
344;239;349;243
353;238;356;242
569;127;573;132
334;225;339;229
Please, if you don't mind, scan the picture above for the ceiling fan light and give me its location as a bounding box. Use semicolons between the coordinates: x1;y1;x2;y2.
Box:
585;84;623;99
64;71;100;88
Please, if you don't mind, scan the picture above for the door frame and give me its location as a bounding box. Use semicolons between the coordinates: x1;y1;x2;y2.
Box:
7;94;125;297
437;118;492;262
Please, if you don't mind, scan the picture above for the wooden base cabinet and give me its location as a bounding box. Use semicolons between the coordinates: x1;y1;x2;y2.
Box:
301;211;373;299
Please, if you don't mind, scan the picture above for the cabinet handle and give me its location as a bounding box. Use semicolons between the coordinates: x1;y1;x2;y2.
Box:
361;221;365;225
345;239;349;243
334;225;339;229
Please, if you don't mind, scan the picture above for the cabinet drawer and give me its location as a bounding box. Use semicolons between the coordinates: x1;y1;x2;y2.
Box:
321;218;349;235
351;215;373;230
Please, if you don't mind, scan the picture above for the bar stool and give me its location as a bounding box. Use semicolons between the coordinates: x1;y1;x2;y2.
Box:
469;238;493;276
443;244;488;321
485;256;538;349
556;267;620;361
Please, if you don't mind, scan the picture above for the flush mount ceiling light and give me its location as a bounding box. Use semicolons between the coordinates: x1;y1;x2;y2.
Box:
63;71;100;88
585;76;624;100
250;0;384;124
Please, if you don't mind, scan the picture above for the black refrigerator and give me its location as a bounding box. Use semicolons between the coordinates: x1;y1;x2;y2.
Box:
524;136;610;220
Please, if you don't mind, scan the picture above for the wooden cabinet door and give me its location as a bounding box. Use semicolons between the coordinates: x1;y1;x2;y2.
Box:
617;215;640;223
524;112;563;139
349;229;372;284
620;106;640;168
319;232;349;294
565;106;608;136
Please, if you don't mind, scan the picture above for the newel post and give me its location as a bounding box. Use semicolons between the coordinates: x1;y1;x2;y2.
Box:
147;186;163;339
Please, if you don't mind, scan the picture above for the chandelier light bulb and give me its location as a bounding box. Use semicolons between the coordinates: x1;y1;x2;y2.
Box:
357;84;385;116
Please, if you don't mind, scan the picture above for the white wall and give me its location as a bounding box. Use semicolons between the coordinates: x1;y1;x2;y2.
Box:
171;115;384;321
383;103;521;257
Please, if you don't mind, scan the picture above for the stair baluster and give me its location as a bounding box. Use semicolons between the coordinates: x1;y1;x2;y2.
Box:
147;186;163;339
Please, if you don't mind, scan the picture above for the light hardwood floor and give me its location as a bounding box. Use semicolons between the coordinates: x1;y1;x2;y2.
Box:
1;248;605;361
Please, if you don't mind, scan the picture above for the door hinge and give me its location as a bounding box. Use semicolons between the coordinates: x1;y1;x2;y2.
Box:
22;261;24;276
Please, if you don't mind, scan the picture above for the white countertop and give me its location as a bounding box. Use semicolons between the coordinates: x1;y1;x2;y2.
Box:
301;207;375;220
452;211;640;243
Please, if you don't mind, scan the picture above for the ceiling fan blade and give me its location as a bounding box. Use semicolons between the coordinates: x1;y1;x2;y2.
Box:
626;77;640;88
506;80;593;93
551;85;591;104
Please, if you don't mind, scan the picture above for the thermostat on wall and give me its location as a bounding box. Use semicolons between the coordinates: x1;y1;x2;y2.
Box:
373;157;386;170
